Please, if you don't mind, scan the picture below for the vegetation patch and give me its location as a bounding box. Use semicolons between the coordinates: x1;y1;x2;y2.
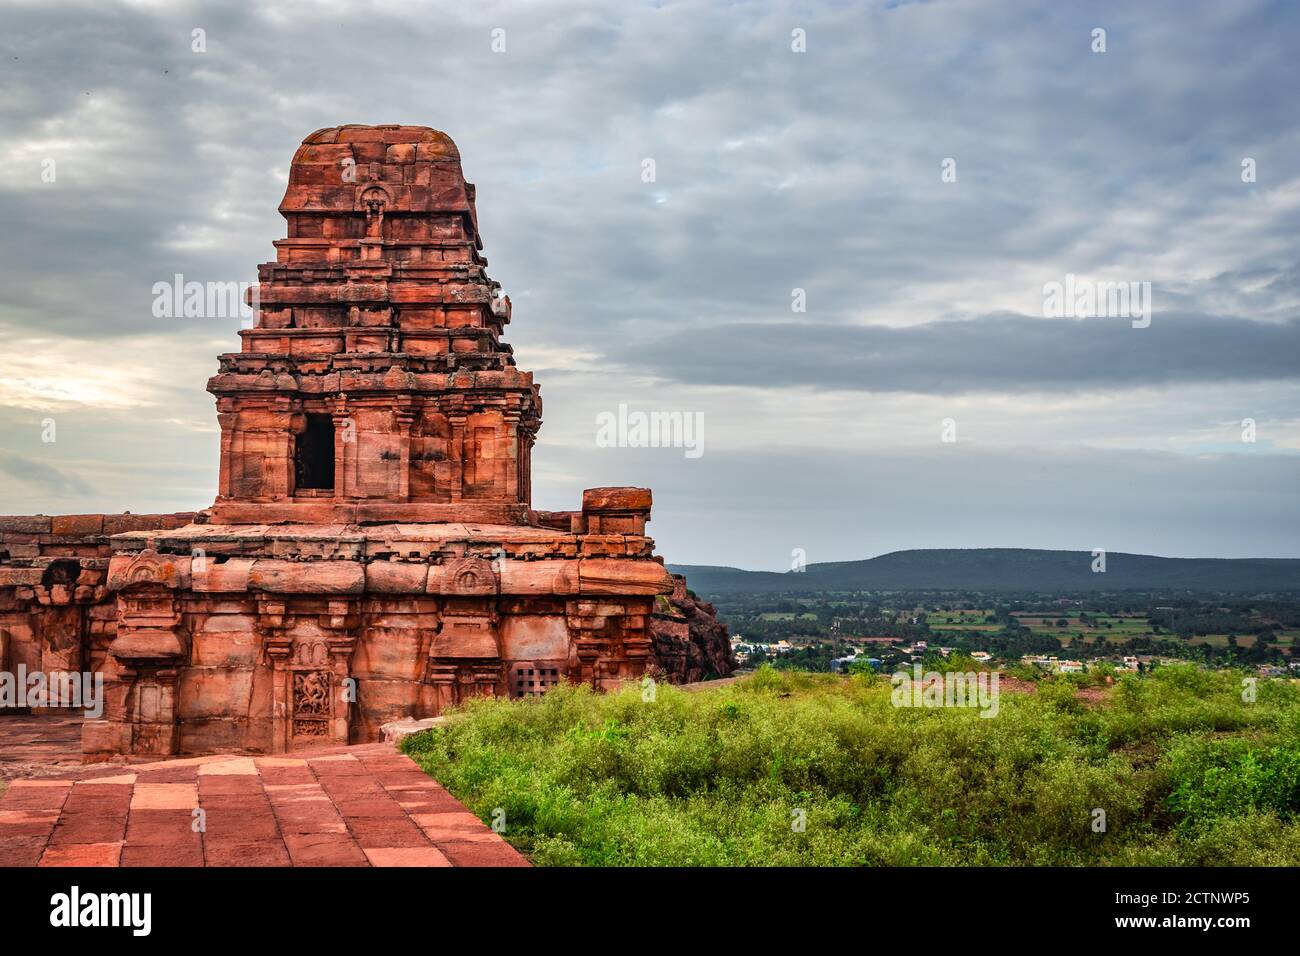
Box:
401;664;1300;866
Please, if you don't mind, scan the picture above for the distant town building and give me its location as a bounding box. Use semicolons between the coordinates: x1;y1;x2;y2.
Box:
1022;655;1085;673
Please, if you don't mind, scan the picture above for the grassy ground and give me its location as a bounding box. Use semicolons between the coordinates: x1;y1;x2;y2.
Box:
400;665;1300;866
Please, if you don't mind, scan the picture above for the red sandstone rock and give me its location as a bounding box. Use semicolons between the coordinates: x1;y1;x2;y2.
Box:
0;568;43;587
191;558;255;592
248;560;365;594
498;559;579;595
50;515;105;536
582;487;652;512
650;575;737;684
0;516;52;534
578;558;673;595
364;561;430;593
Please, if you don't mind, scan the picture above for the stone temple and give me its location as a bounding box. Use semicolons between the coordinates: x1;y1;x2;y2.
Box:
0;125;725;761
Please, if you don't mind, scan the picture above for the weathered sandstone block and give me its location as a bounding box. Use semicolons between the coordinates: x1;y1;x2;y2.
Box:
247;559;365;594
364;561;430;593
191;559;255;592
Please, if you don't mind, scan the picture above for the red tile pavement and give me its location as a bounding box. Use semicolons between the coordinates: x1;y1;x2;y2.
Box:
0;743;528;868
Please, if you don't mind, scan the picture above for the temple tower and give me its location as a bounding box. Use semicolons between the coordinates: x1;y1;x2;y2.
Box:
209;125;540;525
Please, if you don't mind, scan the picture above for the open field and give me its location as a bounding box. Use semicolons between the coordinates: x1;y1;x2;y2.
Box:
402;666;1300;866
926;609;1001;632
1190;634;1259;648
927;610;993;623
1013;612;1159;646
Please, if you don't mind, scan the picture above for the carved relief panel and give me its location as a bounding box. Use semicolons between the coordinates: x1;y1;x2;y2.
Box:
263;602;358;752
291;637;332;739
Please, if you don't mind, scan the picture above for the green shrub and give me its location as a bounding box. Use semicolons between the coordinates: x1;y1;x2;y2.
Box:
399;666;1300;866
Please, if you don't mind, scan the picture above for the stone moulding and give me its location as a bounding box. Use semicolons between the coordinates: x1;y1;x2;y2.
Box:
0;568;44;588
105;551;670;598
105;551;192;592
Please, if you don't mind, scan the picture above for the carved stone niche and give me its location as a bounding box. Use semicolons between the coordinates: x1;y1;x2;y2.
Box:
94;551;194;756
425;599;502;714
356;183;394;257
123;669;181;757
432;555;499;596
264;600;358;753
106;585;190;757
106;549;192;594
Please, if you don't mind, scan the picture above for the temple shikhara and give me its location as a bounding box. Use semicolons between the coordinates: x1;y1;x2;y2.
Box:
0;125;727;761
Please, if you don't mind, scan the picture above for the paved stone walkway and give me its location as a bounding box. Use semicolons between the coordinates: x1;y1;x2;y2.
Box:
0;743;528;867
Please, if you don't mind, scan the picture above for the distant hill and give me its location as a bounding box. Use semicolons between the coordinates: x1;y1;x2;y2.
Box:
668;549;1300;595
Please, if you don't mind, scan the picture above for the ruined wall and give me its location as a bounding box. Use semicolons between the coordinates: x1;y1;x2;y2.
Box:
207;125;542;528
0;514;195;716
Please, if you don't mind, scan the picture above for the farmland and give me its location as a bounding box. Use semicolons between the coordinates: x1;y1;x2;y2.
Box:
712;590;1300;672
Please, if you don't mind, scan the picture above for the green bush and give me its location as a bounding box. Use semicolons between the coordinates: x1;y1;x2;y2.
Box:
399;663;1300;866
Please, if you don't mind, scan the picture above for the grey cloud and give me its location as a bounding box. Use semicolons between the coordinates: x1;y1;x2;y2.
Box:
3;0;1299;347
631;312;1300;393
0;451;93;497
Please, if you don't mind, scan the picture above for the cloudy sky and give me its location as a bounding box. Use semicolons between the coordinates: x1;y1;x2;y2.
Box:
1;0;1298;568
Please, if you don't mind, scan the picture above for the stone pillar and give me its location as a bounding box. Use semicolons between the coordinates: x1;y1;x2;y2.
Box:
425;663;458;715
324;599;359;744
216;409;237;498
395;408;415;501
261;601;292;754
447;413;467;501
0;621;10;715
123;665;182;756
519;429;535;506
502;410;521;501
622;598;654;677
265;399;297;498
332;406;352;499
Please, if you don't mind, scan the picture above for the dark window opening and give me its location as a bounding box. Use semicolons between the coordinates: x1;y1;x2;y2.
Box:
42;559;81;587
510;665;561;699
296;413;335;491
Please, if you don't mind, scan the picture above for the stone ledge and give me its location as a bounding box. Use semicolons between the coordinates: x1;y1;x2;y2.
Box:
582;486;651;513
0;513;197;540
380;716;454;743
101;553;671;597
